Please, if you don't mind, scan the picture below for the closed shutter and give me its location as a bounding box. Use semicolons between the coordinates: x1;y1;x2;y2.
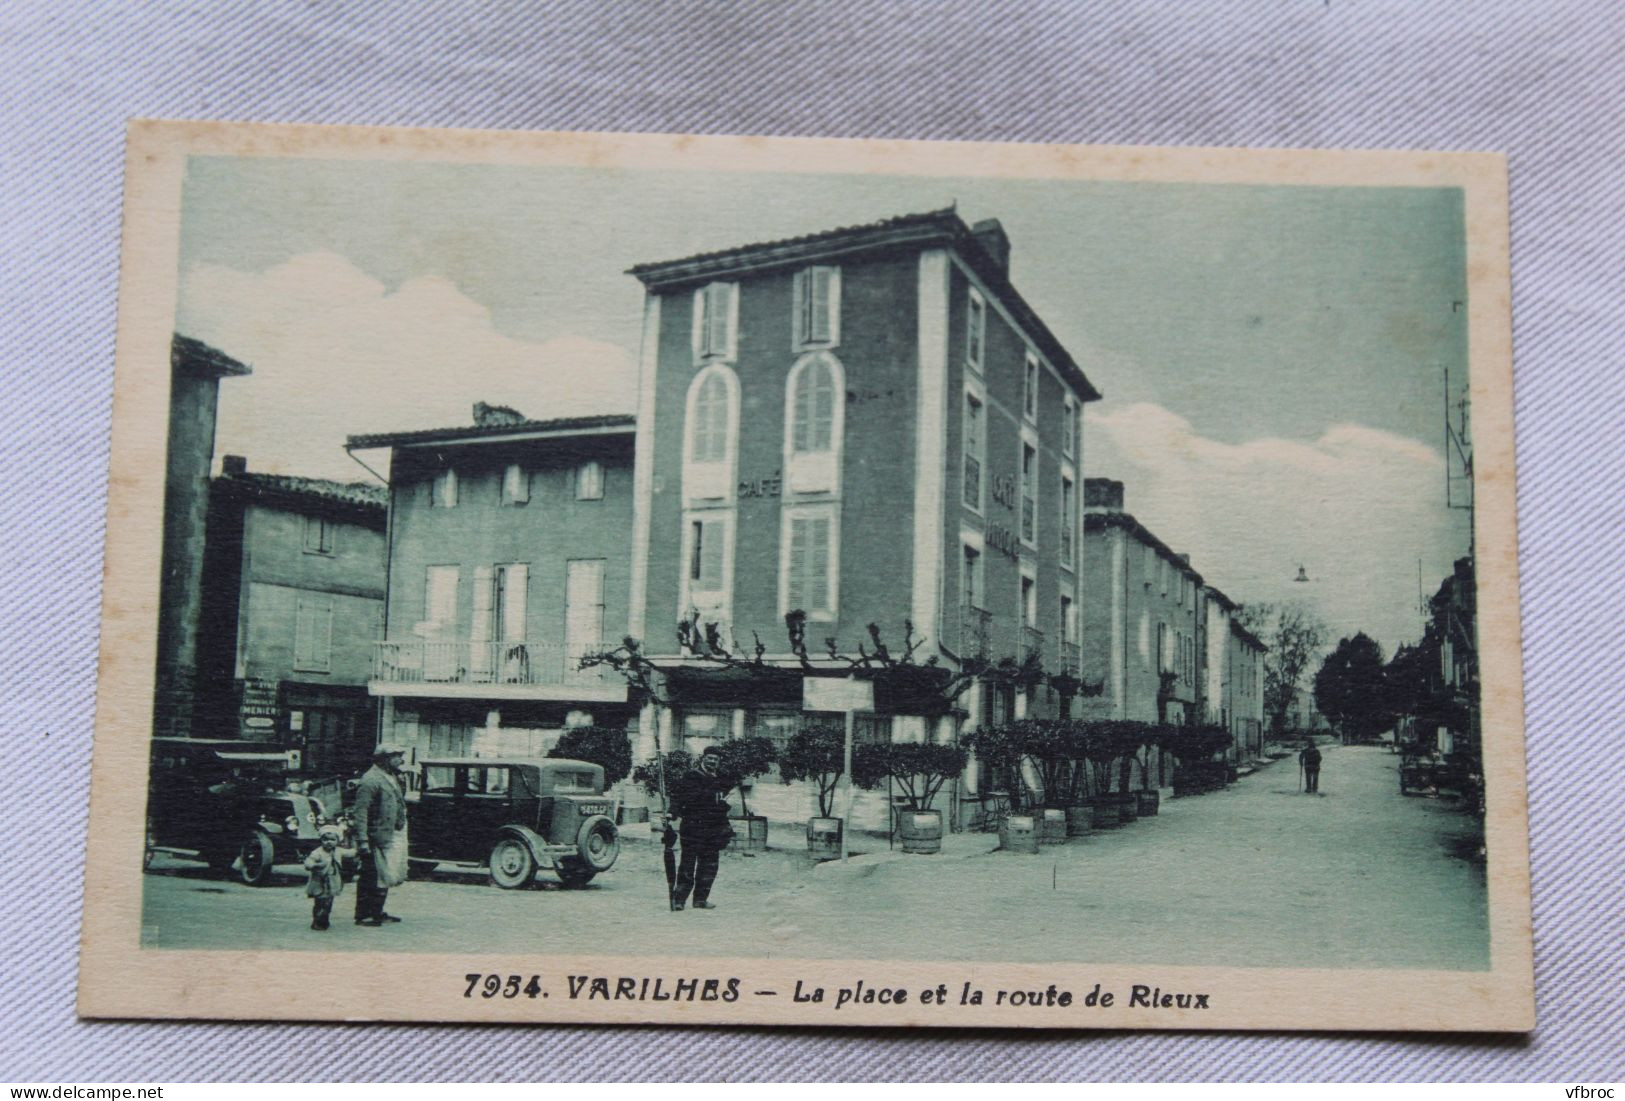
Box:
808;267;833;343
470;565;493;677
500;564;527;642
706;283;732;359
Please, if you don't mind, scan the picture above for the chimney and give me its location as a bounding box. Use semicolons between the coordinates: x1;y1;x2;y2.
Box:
970;218;1011;275
221;454;247;476
1177;553;1191;565
1083;477;1124;512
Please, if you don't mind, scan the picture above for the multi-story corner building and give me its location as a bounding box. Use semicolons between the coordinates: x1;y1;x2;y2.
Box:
191;456;388;781
623;210;1102;828
153;334;250;739
1204;586;1268;759
346;406;636;766
1079;478;1206;728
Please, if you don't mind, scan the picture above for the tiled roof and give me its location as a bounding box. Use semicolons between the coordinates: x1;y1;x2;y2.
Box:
627;208;1102;403
626;208;961;282
346;412;635;450
1084;509;1204;586
217;470;386;513
172;333;251;377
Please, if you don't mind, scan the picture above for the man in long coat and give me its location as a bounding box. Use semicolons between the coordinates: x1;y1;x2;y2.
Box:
352;743;408;925
667;745;733;910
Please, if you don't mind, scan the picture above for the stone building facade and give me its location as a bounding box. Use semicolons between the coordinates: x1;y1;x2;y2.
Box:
347;408;637;767
624;210;1102;830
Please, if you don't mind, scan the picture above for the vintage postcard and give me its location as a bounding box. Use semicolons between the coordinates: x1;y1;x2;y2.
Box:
79;121;1533;1031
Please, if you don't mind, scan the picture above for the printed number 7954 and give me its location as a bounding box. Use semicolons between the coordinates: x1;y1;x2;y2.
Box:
464;973;544;999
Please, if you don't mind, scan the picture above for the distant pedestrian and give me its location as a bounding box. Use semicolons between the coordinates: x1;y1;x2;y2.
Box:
1300;743;1323;794
302;825;344;930
353;743;409;926
668;745;733;911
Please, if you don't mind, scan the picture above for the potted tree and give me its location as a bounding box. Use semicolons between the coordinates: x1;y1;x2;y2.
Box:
1127;724;1165;817
852;741;968;854
712;735;778;852
1017;719;1081;844
1083;720;1148;826
777;725;847;858
548;725;635;821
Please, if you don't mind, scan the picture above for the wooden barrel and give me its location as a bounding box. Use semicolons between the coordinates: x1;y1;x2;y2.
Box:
1116;794;1140;824
1065;805;1093;837
1089;801;1120;829
806;816;842;860
999;814;1039;854
728;815;769;853
1134;789;1160;817
1039;808;1068;844
898;809;943;854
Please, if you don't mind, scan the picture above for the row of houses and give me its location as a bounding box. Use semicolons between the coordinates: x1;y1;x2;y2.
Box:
154;209;1266;831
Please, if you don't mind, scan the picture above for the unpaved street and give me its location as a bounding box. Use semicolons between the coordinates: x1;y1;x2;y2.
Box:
142;744;1488;969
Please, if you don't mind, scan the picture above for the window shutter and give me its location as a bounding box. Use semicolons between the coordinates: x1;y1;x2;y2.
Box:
707;284;731;359
792;269;806;347
698;519;724;590
501;564;527;642
786;519;805;613
809;267;832;343
472;566;493;641
792;366;812;453
808;515;830;612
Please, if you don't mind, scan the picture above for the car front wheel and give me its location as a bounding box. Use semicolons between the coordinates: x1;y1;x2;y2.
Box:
239;833;275;887
488;837;536;889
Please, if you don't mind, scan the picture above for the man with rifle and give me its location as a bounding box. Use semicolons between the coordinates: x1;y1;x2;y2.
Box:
665;745;733;911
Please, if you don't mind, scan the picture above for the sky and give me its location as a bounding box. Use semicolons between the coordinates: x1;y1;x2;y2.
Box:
174;154;1473;654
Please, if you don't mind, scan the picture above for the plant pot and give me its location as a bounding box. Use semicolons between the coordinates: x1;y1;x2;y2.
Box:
1134;789;1160;817
1088;800;1121;829
1064;805;1093;837
806;816;842;860
998;814;1039;854
1038;808;1069;844
1097;792;1138;824
898;809;943;854
728;815;769;853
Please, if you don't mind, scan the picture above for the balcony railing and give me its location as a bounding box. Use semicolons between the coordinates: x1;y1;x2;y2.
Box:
1021;626;1045;662
1061;640;1080;674
372;640;616;689
959;607;993;659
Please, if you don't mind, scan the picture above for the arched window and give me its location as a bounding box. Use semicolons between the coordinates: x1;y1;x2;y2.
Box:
783;352;844;495
691;371;730;463
683;364;738;503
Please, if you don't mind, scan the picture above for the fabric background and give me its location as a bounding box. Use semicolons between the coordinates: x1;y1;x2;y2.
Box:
2;0;1621;1082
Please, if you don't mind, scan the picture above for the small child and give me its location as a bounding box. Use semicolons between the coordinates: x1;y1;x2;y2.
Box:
303;826;345;930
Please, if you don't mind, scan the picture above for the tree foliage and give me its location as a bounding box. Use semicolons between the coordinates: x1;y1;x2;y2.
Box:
548;725;634;788
778;725;846;817
851;741;968;812
1314;632;1392;743
1237;600;1328;734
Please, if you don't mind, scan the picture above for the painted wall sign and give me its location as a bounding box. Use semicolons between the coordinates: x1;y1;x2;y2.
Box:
238;677;281;736
990;473;1018;509
738;474;782;499
986;525;1021;561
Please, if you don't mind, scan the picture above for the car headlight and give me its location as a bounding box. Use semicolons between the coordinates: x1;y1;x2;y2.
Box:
284;814;300;833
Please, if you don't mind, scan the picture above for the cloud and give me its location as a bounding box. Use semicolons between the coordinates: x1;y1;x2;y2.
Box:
176;252;638;482
1084;402;1463;653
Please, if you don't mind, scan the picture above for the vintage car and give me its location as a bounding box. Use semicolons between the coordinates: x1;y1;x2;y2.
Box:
145;738;354;886
408;757;620;888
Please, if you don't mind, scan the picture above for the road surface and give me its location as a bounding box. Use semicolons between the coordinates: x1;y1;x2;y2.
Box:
141;744;1488;969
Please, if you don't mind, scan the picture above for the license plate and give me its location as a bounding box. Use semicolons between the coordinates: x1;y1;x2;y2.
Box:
578;803;608;817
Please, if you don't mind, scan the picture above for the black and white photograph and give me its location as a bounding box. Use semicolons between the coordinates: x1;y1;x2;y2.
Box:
77;121;1531;1031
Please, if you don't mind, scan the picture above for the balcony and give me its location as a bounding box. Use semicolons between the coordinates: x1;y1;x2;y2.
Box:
1060;640;1081;674
959;607;993;659
1021;626;1045;662
370;640;626;702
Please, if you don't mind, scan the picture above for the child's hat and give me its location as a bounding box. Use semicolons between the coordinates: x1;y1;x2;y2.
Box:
318;824;343;841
